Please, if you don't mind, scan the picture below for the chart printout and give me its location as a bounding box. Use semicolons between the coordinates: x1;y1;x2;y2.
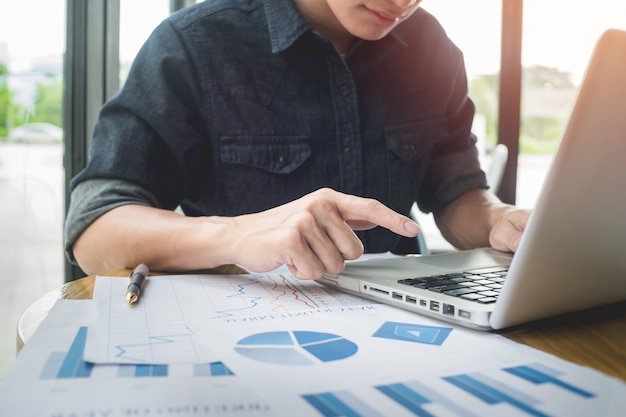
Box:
192;303;626;417
85;272;369;364
0;300;274;417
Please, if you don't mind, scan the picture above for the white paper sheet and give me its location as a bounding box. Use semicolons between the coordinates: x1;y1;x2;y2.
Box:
0;299;274;417
86;272;369;364
188;303;626;417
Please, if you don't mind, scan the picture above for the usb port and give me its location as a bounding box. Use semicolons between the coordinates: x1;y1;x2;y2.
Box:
458;309;471;319
406;295;417;304
392;292;403;300
430;301;440;312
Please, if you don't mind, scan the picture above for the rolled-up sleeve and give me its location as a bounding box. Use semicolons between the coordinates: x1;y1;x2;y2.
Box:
63;179;160;264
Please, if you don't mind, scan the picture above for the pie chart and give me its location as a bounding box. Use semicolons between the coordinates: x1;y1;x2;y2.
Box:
234;331;358;365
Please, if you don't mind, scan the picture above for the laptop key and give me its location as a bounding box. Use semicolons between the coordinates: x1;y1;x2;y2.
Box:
415;279;459;289
428;284;465;293
450;277;473;282
467;285;491;292
477;297;498;304
398;276;444;285
443;273;466;278
443;288;478;297
477;290;499;297
460;293;484;300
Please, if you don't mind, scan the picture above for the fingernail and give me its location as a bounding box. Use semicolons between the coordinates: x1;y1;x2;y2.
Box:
404;220;420;235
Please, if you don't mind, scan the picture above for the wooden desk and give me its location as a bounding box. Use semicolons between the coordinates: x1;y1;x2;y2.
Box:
17;274;626;383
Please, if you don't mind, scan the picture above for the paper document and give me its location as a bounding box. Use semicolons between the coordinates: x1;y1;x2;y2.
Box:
86;272;370;364
190;302;626;417
0;300;274;417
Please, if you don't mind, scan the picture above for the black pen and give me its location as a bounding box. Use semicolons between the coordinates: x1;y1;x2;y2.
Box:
125;263;149;304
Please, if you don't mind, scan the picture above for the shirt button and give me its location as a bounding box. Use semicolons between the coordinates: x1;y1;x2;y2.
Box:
339;85;349;96
343;146;352;154
278;155;288;165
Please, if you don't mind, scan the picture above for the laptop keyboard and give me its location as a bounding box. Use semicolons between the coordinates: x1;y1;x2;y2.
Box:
397;267;508;304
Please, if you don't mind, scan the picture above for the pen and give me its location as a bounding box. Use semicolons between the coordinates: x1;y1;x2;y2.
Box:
125;263;149;304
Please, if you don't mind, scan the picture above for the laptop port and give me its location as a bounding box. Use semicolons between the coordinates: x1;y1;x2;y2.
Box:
368;286;390;296
458;309;471;319
430;301;440;312
406;295;417;304
419;299;428;307
392;292;403;300
443;304;455;316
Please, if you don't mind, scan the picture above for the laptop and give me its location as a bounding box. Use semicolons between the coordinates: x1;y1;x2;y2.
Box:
321;29;626;330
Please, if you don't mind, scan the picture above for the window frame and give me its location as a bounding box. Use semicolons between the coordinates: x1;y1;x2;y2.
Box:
63;0;120;282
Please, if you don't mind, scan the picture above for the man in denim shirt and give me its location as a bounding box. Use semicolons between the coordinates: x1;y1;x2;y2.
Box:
65;0;530;279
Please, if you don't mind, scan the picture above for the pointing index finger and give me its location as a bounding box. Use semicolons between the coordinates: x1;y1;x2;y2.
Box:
336;193;420;237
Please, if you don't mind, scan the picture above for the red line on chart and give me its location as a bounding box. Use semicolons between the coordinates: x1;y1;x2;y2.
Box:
210;275;320;319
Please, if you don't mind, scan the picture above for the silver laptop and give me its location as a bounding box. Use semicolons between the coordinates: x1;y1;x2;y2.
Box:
321;29;626;330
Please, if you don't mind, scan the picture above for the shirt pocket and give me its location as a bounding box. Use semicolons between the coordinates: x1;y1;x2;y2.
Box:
219;136;312;212
385;120;446;166
384;120;444;212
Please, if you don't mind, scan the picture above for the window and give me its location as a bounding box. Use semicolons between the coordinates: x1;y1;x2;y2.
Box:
119;0;170;85
0;0;66;379
421;0;503;165
419;0;504;251
520;0;626;206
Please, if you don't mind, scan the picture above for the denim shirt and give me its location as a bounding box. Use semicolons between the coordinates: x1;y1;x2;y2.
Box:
68;0;487;254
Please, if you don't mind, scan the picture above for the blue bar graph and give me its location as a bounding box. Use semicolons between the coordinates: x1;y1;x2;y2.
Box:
444;373;550;417
302;363;598;417
46;326;94;379
40;352;67;379
504;363;595;398
40;326;235;380
376;383;435;417
193;362;234;376
133;364;169;377
302;391;383;417
376;381;477;417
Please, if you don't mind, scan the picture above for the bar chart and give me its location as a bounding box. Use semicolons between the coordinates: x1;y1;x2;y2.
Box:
40;326;234;380
303;362;600;417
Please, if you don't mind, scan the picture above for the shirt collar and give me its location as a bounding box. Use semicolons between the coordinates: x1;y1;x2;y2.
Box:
264;0;311;53
263;0;411;54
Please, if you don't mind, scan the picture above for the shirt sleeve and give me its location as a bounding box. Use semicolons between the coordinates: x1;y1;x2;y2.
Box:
63;179;160;264
69;19;209;211
414;31;488;214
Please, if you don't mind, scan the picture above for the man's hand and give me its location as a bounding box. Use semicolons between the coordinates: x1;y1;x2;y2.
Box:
225;188;420;279
488;207;532;253
434;189;531;253
73;188;419;277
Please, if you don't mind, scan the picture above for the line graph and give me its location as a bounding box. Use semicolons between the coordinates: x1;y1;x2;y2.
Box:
40;326;235;380
113;329;198;362
210;274;331;319
85;272;354;365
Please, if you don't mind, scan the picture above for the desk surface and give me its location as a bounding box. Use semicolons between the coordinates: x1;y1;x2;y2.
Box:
17;273;626;383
